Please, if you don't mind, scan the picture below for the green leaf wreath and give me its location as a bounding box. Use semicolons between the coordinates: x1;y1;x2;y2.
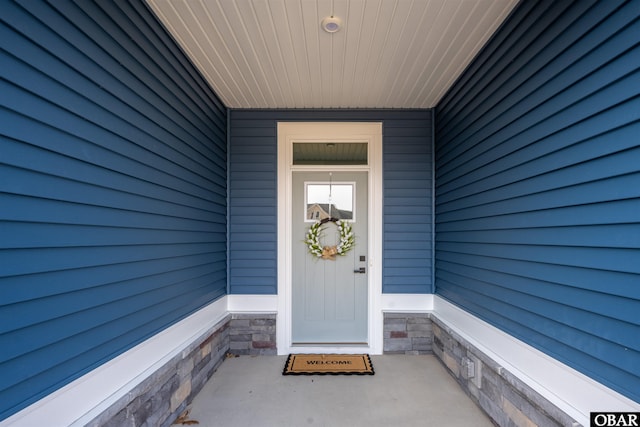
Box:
304;218;355;260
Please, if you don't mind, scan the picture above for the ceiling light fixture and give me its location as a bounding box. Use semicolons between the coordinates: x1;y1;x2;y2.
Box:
321;16;342;33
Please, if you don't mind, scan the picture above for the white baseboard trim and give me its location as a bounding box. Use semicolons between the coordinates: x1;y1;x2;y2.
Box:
226;294;278;312
432;296;640;426
381;293;434;312
1;297;229;427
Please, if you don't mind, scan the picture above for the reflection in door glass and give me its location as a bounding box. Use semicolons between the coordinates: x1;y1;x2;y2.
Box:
306;183;354;221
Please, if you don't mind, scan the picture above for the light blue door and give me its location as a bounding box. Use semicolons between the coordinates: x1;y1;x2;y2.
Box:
292;171;368;344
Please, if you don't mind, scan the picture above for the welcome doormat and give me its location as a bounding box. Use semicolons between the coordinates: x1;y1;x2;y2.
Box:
282;354;374;375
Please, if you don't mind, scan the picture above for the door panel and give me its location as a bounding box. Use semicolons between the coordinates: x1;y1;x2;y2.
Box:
292;171;368;343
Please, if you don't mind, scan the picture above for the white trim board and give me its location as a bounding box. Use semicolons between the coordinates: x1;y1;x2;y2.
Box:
227;294;278;313
432;296;640;426
382;293;434;312
1;297;229;427
229;294;433;314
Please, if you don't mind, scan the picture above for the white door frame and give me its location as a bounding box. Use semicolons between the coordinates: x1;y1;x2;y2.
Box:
277;122;383;355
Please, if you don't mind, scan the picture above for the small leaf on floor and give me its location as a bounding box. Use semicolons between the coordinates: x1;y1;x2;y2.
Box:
173;409;200;425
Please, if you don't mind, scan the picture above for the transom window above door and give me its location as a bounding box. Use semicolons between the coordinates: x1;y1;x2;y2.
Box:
293;142;367;165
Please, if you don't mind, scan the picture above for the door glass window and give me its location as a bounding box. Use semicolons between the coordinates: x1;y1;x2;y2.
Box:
305;183;354;222
293;143;367;165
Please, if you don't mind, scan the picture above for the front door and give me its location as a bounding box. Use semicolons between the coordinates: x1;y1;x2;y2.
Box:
292;171;368;344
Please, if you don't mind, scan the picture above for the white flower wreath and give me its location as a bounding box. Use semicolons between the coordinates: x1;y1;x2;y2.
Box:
304;218;355;260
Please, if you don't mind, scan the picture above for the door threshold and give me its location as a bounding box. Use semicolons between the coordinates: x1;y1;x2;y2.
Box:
291;342;368;346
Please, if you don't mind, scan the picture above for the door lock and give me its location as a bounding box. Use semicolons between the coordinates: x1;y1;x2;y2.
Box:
354;267;366;274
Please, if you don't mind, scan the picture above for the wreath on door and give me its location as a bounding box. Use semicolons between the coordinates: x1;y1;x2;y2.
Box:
305;217;355;260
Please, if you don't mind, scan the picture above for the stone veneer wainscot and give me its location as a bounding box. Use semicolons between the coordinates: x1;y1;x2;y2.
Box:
86;311;580;426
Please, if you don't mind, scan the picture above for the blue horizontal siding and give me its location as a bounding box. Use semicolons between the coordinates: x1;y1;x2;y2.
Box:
435;0;640;402
228;110;433;295
228;113;278;295
0;0;226;420
383;114;433;293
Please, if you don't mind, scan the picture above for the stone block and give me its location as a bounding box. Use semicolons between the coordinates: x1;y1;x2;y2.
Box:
177;358;194;380
193;352;212;379
252;340;276;349
433;323;443;334
478;392;507;427
149;389;170;421
229;333;252;342
451;342;465;358
384;323;406;332
192;359;216;396
407;317;431;324
502;397;537;427
248;325;276;333
383;317;407;326
411;337;432;351
407;321;431;331
442;351;460;377
252;333;273;342
251;318;276;326
132;399;153;427
407;330;430;338
170;380;191;413
229;319;251;328
433;335;444;352
200;341;212;358
480;369;501;403
383;337;412;352
229;341;250;350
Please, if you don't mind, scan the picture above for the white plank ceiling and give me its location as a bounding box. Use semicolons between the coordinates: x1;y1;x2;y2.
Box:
146;0;518;109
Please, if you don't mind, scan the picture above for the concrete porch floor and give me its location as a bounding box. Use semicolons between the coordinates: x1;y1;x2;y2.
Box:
186;354;495;427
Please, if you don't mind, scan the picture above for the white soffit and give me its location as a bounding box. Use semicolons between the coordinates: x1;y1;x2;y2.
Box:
146;0;518;109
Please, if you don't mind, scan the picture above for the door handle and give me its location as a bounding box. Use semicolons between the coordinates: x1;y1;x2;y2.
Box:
354;267;366;274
